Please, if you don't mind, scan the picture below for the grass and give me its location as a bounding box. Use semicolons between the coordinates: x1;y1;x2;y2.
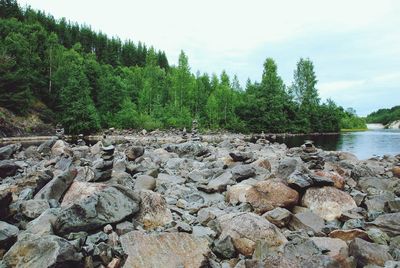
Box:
340;128;368;132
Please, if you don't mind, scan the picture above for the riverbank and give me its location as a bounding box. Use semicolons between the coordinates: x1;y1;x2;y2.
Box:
0;132;399;267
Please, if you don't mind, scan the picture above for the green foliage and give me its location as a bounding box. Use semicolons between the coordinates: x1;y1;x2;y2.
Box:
0;1;367;134
366;106;400;125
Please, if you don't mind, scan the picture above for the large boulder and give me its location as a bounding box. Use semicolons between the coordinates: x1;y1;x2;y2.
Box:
216;212;287;256
135;190;172;230
20;199;50;219
34;168;77;202
367;212;400;237
349;238;393;267
226;183;253;205
120;231;210;268
245;180;299;214
60;181;107;207
301;186;357;221
54;184;140;235
2;233;82;268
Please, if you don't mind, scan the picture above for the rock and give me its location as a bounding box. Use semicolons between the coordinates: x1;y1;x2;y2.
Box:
262;207;292;228
135;190;172;230
0;144;18;160
213;235;236;259
231;165;256;182
329;229;369;242
197;207;224;225
125;146;144;161
289;211;325;234
367;228;390;245
60;181;107;207
134;175;156;191
301;186;357;221
51;140;70;157
310;237;348;260
20;199;50;219
0;160;20;178
287;171;314;189
165;141;209;157
115;221;135;236
0;191;12;219
217;212;287;256
2;233;83;268
229;152;253;162
192;226;216;238
314;170;345;189
54;185;140;235
245;180;299;214
34;168;77;202
226;183;253;205
120;231;210;268
200;172;234;193
277;157;305;178
24;208;60;236
389;236;400;261
0;221;18;249
392;166;400;178
349;238;393;267
367;212;400;237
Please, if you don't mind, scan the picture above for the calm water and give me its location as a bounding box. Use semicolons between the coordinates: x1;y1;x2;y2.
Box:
278;129;400;160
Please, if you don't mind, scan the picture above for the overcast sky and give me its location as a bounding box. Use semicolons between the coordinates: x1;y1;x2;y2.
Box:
18;0;400;116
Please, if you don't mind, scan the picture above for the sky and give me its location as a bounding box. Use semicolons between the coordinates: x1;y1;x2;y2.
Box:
18;0;400;116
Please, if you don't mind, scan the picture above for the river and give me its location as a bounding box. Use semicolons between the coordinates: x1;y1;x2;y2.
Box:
278;129;400;160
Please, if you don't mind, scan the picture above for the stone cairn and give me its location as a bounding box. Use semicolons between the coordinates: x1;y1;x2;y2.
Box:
191;119;200;141
76;134;86;146
94;131;115;181
301;140;324;170
55;124;65;140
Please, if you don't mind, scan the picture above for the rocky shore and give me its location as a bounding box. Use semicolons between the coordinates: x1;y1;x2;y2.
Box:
0;131;399;268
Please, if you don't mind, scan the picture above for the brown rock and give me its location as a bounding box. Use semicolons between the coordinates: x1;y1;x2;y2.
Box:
217;212;287;256
246;180;299;214
120;231;210;268
301;186;357;221
226;183;253;205
392;166;400;178
135;190;172;230
329;229;369;242
314;170;345;189
61;181;107;207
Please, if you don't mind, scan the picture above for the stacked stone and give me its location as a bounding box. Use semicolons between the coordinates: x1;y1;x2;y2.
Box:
93;134;115;181
191;119;200;141
76;134;86;146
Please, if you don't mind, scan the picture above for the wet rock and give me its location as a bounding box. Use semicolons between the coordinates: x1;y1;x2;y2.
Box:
54;185;140;235
0;221;18;250
34;168;77;202
134;175;156;191
2;233;83;268
20;199;50;219
217;212;287;256
0;160;21;178
289;211;325;234
135;190;172;230
125;146;144;161
301;186;357;221
367;212;400;237
246;180;299;214
349;238;393;267
120;231;210;268
262;207;292;228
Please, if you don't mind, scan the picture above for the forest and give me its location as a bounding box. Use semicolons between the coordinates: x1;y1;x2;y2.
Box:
366;106;400;125
0;0;366;134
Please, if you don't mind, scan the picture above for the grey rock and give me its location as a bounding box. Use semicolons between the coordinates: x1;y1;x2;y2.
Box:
367;212;400;237
20;199;50;219
165;141;209;157
54;185;140;235
116;221;135;236
349;238;393;267
289;211;325;234
86;231;108;245
263;207;292;228
0;144;19;160
367;228;390;245
231;165;256;182
0;191;11;219
2;233;83;268
0;221;18;249
199;172;234;193
34;168;77;202
213;235;236;259
18;188;34;201
24;208;60;236
37;137;57;155
134;175;156;190
126;146;144;161
287;171;313;189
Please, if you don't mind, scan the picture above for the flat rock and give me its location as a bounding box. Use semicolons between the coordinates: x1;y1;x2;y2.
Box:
2;233;82;268
20;199;50;219
246;180;299;214
61;181;107;207
120;231;210;268
54;184;140;235
301;186;357;221
217;212;287;256
329;229;369;241
262;207;292;228
367;212;400;237
201;172;234;193
289;211;325;234
310;237;348;259
349;238;393;267
135;190;172;230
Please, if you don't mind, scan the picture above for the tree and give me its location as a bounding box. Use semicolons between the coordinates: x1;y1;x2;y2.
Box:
291;58;319;108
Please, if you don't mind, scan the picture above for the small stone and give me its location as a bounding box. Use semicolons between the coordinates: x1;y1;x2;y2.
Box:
103;224;113;234
262;207;292;228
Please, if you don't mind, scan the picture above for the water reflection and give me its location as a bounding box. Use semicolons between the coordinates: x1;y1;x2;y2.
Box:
279;129;400;160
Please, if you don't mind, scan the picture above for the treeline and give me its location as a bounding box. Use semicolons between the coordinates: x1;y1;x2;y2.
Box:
366;106;400;125
0;0;364;134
